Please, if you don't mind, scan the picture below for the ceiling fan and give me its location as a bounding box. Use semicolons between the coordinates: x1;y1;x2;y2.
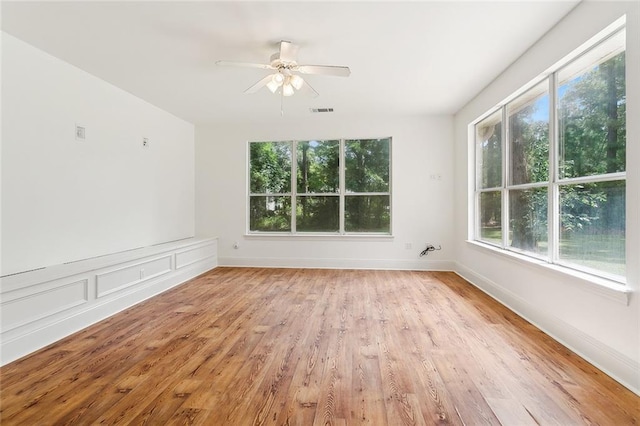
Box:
216;40;351;98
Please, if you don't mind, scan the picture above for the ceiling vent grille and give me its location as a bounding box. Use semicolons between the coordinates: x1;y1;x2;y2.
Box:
309;108;334;113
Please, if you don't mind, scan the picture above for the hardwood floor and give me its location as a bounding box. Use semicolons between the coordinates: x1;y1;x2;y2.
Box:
1;267;638;425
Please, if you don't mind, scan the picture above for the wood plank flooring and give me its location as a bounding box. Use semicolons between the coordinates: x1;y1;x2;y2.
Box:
1;267;638;425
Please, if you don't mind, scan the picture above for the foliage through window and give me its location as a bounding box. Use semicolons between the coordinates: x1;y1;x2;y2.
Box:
474;26;626;281
249;138;391;234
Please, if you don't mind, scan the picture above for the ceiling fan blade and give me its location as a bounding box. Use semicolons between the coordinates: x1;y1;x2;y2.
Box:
299;80;319;98
216;60;274;70
278;40;299;63
297;65;351;77
244;75;273;94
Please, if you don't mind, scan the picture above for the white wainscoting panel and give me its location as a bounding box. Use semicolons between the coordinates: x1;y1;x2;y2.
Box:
175;242;218;269
0;237;217;366
1;278;88;332
96;255;172;298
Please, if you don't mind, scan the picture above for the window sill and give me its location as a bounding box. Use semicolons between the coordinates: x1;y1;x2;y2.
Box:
245;233;394;242
465;240;632;306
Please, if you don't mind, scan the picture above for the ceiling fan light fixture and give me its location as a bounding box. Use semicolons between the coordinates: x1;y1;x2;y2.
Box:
289;74;304;90
272;72;285;86
266;80;279;93
282;83;295;97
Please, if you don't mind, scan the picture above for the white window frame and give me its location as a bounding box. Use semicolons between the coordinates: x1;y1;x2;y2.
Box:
247;138;392;236
471;22;627;285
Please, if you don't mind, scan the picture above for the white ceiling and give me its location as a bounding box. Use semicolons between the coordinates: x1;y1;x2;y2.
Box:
1;1;579;124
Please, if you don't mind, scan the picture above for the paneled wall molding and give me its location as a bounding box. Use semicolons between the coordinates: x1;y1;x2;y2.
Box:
0;237;218;366
454;262;640;396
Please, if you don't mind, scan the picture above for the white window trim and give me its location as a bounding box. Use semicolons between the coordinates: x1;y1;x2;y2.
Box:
248;138;392;236
470;18;628;287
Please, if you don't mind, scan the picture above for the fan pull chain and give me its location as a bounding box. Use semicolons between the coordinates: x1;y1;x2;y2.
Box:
280;90;284;117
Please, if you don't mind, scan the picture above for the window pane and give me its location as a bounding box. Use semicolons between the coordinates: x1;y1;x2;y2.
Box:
558;33;625;179
559;181;625;276
249;142;291;194
476;111;502;189
345;195;390;233
297;140;339;194
296;196;339;232
508;81;549;185
479;191;502;245
345;139;390;193
509;188;548;255
249;196;291;232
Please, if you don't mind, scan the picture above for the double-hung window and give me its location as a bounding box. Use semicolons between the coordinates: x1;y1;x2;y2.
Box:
249;138;391;234
474;24;626;282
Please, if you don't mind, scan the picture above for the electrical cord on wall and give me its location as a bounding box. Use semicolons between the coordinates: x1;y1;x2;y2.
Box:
419;244;442;257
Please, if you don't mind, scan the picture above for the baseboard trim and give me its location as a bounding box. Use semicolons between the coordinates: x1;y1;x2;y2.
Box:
454;262;640;396
218;256;455;271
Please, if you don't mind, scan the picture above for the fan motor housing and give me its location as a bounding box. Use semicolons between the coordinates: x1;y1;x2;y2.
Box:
270;55;297;70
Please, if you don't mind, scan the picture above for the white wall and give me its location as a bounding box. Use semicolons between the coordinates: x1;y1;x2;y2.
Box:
1;33;195;276
196;115;454;270
453;2;639;394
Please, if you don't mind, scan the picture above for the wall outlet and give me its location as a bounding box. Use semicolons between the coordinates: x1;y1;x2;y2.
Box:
143;137;149;148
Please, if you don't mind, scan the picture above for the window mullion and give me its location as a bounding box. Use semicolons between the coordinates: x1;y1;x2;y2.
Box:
549;73;559;263
247;142;251;234
339;139;345;234
501;106;509;249
291;140;297;233
473;127;479;241
474;191;480;241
